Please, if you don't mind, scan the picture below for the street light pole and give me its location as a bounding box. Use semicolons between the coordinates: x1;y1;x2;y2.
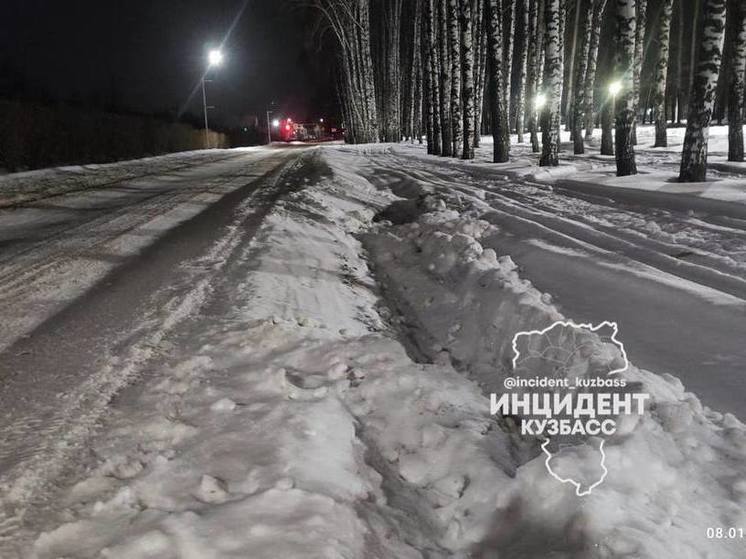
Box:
201;49;223;150
202;78;210;149
266;110;272;145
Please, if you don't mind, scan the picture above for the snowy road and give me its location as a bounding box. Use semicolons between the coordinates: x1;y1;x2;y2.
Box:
357;146;746;417
0;146;312;546
0;147;294;352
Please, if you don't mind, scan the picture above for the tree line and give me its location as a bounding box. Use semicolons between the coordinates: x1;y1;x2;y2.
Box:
307;0;746;182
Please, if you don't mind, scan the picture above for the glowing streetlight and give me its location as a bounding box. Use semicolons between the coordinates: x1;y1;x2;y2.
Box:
208;49;224;67
202;49;225;149
319;118;324;123
534;93;547;110
272;119;280;127
608;81;622;96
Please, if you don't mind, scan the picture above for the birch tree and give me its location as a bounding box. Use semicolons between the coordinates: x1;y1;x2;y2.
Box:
487;0;510;162
572;0;594;154
409;0;424;142
540;0;565;166
387;0;404;141
309;0;378;144
515;0;531;143
438;0;453;155
503;0;518;129
631;0;647;145
564;1;582;131
473;0;488;148
583;0;608;139
527;0;545;152
448;0;463;155
461;0;477;159
613;0;637;176
726;0;746;162
652;0;675;147
424;0;443;155
601;93;615;155
688;0;702;111
679;0;727;181
674;0;685;123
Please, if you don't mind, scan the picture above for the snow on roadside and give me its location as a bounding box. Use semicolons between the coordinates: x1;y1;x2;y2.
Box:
348;142;746;557
25;146;746;559
395;125;746;217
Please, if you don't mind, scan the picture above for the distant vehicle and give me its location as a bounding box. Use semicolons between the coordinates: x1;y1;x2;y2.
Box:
277;119;341;142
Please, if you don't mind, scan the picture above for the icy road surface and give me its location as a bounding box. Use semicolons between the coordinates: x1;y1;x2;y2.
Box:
356;144;746;418
0;146;311;544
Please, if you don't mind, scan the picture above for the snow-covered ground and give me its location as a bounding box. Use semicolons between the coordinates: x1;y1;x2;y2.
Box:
357;127;746;417
0;129;744;557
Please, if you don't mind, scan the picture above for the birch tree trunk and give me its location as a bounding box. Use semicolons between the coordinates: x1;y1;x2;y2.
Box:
679;0;727;181
473;0;488;147
311;0;378;144
426;0;443;154
688;0;702;113
391;0;403;141
564;1;582;131
528;0;545;152
360;0;379;142
415;48;424;143
423;16;434;152
583;0;608;139
601;94;615;154
503;0;518;130
515;0;531;142
652;0;674;147
540;0;564;166
461;0;477;159
524;0;538;145
631;0;647;145
448;0;463;156
439;0;453;155
614;0;638;176
410;0;424;142
726;0;746;162
674;0;685;123
572;0;593;154
487;0;510;161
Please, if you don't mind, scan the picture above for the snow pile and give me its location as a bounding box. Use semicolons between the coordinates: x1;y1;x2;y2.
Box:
360;185;746;557
366;210;561;391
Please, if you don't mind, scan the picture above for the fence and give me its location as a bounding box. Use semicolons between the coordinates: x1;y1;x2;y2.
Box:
0;99;229;172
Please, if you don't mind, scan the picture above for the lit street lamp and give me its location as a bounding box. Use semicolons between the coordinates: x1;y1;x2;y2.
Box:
608;81;622;97
202;49;224;149
535;93;547;110
208;49;224;67
266;106;280;145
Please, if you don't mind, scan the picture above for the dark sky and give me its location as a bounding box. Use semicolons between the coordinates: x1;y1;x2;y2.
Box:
0;0;336;127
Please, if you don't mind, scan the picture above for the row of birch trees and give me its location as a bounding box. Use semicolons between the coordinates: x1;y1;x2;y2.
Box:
307;0;746;182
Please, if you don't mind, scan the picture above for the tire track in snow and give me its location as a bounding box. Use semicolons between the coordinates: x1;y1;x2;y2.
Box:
0;150;308;552
362;151;746;303
0;151;279;353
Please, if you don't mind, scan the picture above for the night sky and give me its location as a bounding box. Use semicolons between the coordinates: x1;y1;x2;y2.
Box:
0;0;336;128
